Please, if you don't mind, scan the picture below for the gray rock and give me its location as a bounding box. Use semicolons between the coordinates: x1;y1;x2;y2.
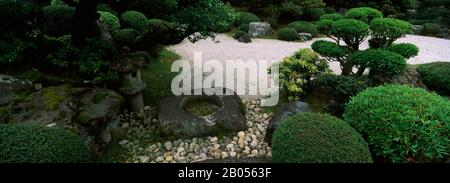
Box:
0;76;33;107
265;101;312;146
158;88;247;138
411;25;424;35
238;34;252;43
298;33;312;41
248;22;272;38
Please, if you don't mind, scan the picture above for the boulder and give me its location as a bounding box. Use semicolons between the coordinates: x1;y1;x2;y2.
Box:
158;88;247;138
0;85;124;153
265;101;312;146
0;75;34;107
238;34;252;43
298;33;312;41
248;22;271;38
368;65;428;89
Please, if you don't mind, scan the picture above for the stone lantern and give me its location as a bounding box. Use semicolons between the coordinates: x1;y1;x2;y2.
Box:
113;47;147;112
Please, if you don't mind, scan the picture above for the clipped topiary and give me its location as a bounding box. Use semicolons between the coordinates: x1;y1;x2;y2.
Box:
120;11;149;33
422;23;441;36
331;19;370;50
238;33;252;43
233;30;247;40
234;12;260;27
320;13;344;21
238;23;249;32
286;21;318;37
277;27;298;41
42;5;75;37
316;19;334;35
98;11;120;34
114;28;141;46
387;43;419;59
272;113;373;163
369;18;411;48
417;62;450;95
311;40;349;60
350;49;406;75
344;85;450;163
345;7;383;23
0;124;90;163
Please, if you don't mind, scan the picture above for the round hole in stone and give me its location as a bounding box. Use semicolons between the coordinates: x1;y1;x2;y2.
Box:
181;96;223;117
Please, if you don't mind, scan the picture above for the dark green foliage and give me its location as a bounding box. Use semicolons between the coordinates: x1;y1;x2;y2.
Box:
49;37;117;85
302;8;325;21
311;74;367;116
42;5;75;37
417;62;450;95
272;113;373;163
265;16;279;27
234;12;260;26
286;21;318;37
114;28;142;47
147;19;186;45
128;0;178;19
387;43;419;59
344;85;450;163
239;33;252;43
239;24;250;32
311;40;349;60
332;19;370;50
0;123;90;163
422;23;441;36
316;19;334;35
345;7;383;23
98;11;120;34
120;11;149;33
323;7;336;13
350;49;406;75
369;18;411;48
233;31;247;39
320;13;344;21
277;27;298;41
278;1;304;22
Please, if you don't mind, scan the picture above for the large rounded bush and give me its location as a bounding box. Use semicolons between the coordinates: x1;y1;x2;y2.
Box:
345;7;383;23
0;124;90;163
387;43;419;59
369;18;411;48
344;85;450;163
320;13;344;21
417;62;450;95
422;23;441;36
98;11;120;34
350;49;406;75
277;28;298;41
120;11;149;33
286;21;318;37
311;40;349;59
316;19;334;35
272;113;373;163
148;19;172;33
42;5;75;36
114;28;141;46
234;12;260;27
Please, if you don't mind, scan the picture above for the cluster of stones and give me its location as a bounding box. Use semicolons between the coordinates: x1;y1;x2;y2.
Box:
117;99;272;163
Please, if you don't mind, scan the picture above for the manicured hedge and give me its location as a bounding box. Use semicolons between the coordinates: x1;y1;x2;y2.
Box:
120;11;149;33
272;113;373;163
286;21;318;37
277;28;298;41
234;12;260;27
417;62;450;95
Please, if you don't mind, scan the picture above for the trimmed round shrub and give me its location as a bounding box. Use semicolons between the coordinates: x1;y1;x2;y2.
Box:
302;8;325;21
320;13;344;21
120;11;149;33
233;31;247;39
350;49;406;75
42;5;75;37
114;28;141;46
387;43;419;59
417;62;450;95
286;21;318;37
277;28;298;41
234;12;260;27
272;113;373;163
316;19;334;35
238;33;251;43
238;23;249;32
344;85;450;163
332;19;370;45
324;7;337;14
422;23;441;36
311;40;349;59
345;7;383;23
148;19;172;33
98;11;120;34
0;124;90;163
369;18;411;48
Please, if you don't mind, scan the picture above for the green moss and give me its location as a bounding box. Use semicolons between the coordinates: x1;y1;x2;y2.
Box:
42;85;69;110
92;92;108;104
76;113;90;124
184;100;220;116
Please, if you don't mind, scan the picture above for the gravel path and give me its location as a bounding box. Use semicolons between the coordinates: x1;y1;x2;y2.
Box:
167;34;450;98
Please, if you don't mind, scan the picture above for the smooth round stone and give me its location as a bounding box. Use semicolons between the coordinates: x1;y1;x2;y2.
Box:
237;131;246;139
